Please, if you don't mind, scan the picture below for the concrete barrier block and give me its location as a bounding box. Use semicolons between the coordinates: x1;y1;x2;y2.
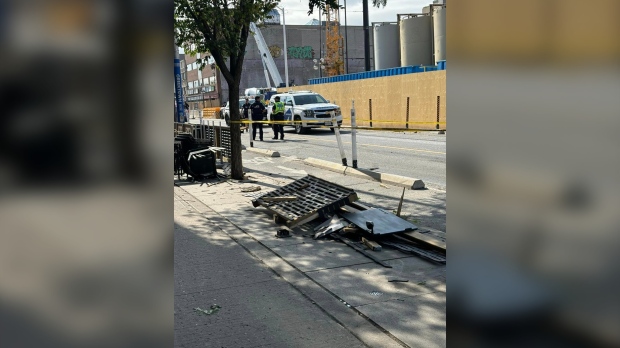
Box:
344;167;380;181
305;158;425;189
303;157;347;174
246;147;280;157
380;173;425;190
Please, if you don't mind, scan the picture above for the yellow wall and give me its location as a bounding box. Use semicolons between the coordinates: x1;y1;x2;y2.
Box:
448;0;620;64
279;71;446;130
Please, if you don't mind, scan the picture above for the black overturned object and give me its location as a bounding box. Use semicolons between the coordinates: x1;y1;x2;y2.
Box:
174;133;215;180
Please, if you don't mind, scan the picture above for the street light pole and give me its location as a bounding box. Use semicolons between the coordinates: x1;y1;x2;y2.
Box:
280;7;289;88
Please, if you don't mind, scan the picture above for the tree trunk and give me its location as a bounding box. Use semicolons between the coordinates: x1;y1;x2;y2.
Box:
228;83;244;179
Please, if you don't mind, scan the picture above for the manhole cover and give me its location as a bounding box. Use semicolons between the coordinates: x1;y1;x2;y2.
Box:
370;291;383;296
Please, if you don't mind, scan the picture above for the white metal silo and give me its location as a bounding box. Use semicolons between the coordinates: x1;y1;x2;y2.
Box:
373;23;400;70
432;6;446;64
399;14;433;67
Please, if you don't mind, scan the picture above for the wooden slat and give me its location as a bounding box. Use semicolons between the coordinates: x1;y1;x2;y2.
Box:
400;230;446;251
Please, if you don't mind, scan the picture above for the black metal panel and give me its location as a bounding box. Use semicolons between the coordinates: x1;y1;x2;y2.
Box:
340;208;418;235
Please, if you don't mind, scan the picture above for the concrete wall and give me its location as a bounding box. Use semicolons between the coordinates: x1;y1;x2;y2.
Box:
280;70;446;130
220;24;373;103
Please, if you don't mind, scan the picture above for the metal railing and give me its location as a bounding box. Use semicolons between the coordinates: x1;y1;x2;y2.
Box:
174;121;232;160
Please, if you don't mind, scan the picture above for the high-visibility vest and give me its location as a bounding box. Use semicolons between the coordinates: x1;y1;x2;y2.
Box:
274;101;285;114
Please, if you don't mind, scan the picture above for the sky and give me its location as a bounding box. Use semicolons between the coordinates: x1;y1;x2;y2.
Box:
177;0;431;54
277;0;429;25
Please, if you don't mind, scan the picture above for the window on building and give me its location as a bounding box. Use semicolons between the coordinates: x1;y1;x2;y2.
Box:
196;53;200;59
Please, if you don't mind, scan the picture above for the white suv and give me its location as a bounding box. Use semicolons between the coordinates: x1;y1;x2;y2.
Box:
221;98;246;125
267;91;342;134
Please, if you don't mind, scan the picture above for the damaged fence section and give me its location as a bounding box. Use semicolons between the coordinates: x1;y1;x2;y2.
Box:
252;175;359;227
250;175;446;266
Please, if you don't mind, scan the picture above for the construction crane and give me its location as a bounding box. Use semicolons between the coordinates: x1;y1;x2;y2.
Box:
249;22;284;88
324;5;344;77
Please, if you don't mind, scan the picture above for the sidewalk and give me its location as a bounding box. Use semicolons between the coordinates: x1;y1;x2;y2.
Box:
174;150;446;347
174;192;368;347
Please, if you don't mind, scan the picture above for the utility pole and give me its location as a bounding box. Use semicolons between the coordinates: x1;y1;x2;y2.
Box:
362;0;370;71
343;0;349;74
318;7;323;78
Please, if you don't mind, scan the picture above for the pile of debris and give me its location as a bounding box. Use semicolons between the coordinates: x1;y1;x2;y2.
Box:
251;175;445;265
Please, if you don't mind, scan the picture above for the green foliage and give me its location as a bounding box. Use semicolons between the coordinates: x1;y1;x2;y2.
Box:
174;0;279;83
306;0;386;14
306;0;339;14
373;0;388;7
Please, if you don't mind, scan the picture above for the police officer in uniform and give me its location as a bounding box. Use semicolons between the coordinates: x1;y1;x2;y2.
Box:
271;96;285;140
250;95;266;141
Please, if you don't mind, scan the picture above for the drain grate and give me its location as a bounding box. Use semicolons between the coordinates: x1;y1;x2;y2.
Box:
370;291;383;296
252;175;358;227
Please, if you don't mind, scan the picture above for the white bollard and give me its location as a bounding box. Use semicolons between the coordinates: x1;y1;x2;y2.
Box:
200;117;204;139
351;100;358;168
249;119;254;148
332;114;347;166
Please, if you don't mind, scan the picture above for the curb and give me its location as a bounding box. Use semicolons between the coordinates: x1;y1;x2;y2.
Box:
245;147;280;157
304;157;425;189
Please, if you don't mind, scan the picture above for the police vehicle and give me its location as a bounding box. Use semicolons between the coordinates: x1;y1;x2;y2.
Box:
266;91;342;134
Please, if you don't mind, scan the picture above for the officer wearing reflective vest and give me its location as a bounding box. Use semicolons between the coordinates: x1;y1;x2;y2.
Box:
271;96;285;140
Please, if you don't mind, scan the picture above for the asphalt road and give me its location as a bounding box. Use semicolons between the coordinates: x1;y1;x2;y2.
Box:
188;117;446;189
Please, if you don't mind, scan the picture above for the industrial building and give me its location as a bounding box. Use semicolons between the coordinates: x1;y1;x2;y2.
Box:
373;2;446;71
218;24;373;104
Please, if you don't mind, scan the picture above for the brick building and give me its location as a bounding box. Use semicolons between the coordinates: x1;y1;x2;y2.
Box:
181;52;222;118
